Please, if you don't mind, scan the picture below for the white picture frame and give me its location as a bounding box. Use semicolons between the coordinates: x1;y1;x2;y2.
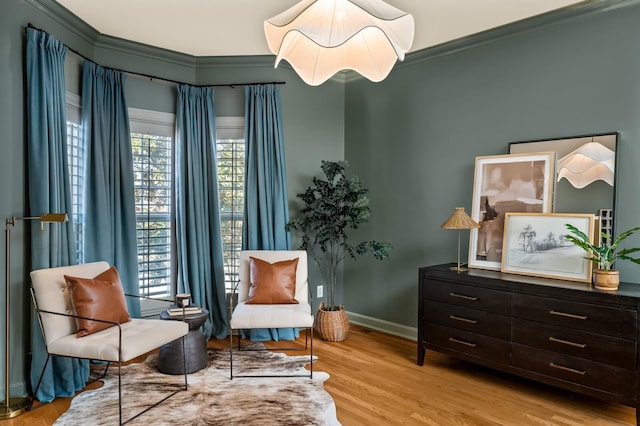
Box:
501;213;595;283
468;152;555;270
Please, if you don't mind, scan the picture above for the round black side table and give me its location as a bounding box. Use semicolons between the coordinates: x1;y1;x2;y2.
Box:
158;308;209;375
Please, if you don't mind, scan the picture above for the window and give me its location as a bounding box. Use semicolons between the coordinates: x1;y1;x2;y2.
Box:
129;109;175;316
132;133;173;299
66;93;84;265
216;117;245;292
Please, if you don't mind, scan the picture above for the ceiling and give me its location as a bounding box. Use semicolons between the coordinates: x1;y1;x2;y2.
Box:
55;0;586;57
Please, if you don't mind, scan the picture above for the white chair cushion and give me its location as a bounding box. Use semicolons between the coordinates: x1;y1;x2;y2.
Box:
230;301;314;329
31;262;189;363
237;250;309;304
47;318;188;362
31;262;111;343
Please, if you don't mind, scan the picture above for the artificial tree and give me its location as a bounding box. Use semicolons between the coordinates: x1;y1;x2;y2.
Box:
286;160;392;310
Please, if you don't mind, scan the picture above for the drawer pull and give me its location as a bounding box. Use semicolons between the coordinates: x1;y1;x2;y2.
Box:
449;315;478;324
449;292;478;301
448;337;477;348
549;336;587;349
549;310;588;321
549;362;586;376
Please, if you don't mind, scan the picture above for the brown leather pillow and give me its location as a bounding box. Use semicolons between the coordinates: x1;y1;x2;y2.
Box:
246;257;299;304
65;266;131;337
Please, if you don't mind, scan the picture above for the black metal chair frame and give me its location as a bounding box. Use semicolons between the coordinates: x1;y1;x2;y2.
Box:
228;280;314;379
30;290;188;425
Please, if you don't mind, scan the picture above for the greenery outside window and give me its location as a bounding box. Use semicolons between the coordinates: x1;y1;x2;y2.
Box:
129;108;175;316
216;117;245;292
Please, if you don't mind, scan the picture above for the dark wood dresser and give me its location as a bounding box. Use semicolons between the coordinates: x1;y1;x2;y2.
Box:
418;264;640;423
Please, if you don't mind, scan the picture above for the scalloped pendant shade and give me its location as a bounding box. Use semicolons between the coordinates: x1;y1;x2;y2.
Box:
264;0;415;86
557;141;615;189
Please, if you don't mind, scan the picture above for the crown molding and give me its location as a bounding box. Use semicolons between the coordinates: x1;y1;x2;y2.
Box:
345;0;640;83
25;0;97;45
195;55;276;70
94;34;198;70
403;0;640;68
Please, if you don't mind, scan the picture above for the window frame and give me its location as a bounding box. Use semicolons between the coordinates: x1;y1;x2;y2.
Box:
216;117;245;292
129;108;176;317
66;92;84;265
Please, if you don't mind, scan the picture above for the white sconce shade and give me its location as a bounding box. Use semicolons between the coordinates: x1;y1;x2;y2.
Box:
557;141;615;188
264;0;415;86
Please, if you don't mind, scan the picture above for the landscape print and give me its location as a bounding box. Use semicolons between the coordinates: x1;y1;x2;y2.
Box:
501;213;594;282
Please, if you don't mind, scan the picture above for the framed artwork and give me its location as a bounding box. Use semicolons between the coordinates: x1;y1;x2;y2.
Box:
501;213;595;282
468;152;555;270
508;132;618;220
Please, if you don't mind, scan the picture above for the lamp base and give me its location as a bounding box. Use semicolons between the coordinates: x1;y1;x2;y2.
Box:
449;266;468;272
0;397;30;419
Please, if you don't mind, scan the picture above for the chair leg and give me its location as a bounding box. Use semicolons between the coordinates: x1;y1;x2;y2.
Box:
118;361;122;425
229;328;234;380
28;354;52;409
230;327;314;379
182;336;188;390
310;326;313;379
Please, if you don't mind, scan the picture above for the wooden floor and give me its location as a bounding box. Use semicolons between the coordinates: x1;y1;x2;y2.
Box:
7;324;637;425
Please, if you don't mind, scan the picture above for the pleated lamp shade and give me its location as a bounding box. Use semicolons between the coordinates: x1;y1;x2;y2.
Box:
264;0;415;86
441;207;480;230
441;207;479;272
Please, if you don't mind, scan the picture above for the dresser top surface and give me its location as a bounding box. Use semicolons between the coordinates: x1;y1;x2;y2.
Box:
421;263;640;302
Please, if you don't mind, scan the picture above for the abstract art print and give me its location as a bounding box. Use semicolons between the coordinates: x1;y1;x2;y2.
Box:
501;213;594;282
468;152;555;270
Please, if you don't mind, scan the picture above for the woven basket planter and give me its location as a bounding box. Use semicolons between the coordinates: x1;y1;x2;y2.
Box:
315;302;350;342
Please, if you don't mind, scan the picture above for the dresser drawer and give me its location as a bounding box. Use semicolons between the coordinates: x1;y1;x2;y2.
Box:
424;279;511;315
512;343;635;398
512;318;636;370
424;300;510;340
513;294;636;339
424;323;510;363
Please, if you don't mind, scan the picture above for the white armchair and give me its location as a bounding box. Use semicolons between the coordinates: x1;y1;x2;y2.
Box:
30;261;189;425
229;250;314;379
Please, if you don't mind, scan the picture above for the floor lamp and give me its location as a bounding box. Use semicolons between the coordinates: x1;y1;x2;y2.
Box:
441;207;480;272
2;213;67;419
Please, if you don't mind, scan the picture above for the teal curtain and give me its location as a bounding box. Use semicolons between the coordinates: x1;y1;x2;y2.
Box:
175;84;228;339
81;61;140;317
242;84;296;341
26;27;89;403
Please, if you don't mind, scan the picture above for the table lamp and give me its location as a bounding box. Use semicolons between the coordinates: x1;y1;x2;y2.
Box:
2;213;67;419
441;207;479;272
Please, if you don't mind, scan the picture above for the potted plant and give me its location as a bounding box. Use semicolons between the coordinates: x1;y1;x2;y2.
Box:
564;223;640;290
286;161;392;341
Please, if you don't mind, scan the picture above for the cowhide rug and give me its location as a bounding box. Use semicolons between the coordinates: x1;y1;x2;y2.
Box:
54;346;340;426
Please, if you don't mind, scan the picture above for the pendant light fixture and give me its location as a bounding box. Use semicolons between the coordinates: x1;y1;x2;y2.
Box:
264;0;415;86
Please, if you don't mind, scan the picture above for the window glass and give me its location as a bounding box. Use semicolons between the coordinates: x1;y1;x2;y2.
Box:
216;118;245;291
66;93;83;264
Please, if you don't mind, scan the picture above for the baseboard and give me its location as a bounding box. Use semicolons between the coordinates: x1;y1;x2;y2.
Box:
346;311;417;341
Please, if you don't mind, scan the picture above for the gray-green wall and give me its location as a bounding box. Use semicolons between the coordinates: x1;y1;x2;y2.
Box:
343;2;640;328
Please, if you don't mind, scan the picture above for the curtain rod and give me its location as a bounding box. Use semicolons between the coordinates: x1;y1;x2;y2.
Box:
25;23;285;89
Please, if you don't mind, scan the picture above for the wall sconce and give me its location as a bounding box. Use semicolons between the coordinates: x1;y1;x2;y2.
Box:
2;213;67;419
264;0;415;86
